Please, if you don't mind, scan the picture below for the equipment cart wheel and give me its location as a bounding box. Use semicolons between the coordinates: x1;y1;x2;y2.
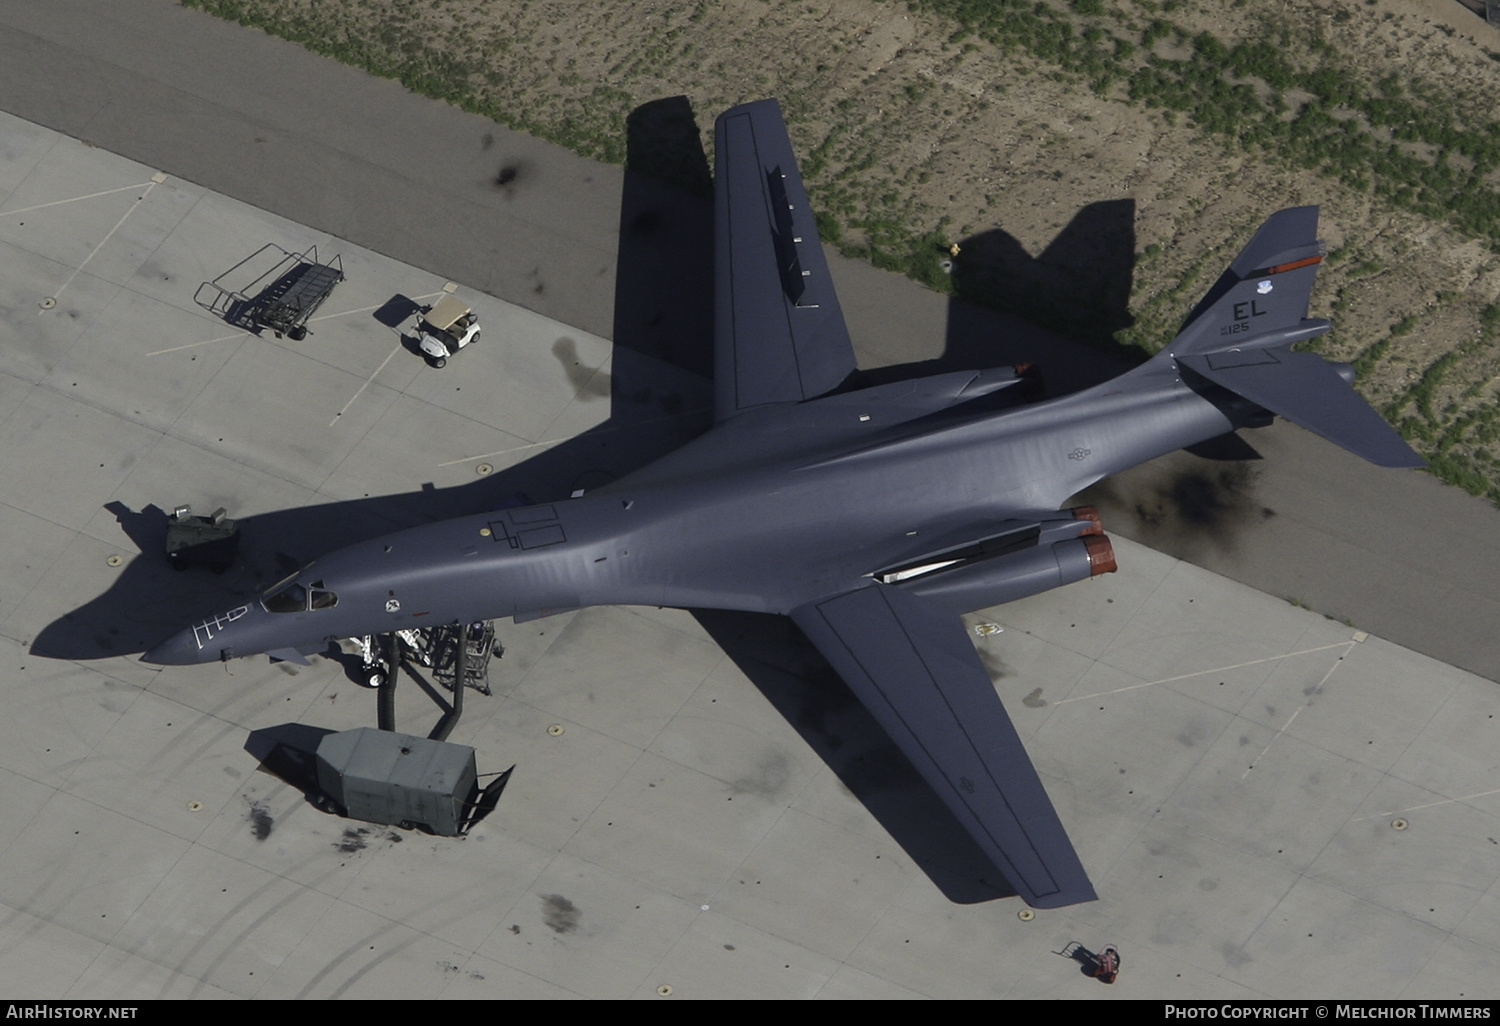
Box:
431;356;447;369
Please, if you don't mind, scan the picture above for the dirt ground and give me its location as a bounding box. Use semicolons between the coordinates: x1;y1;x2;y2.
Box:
191;0;1500;495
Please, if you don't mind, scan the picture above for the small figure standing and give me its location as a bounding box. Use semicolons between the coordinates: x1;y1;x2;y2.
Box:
1060;941;1122;985
1094;945;1120;985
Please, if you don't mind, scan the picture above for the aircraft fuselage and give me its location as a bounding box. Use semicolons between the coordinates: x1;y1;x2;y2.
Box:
144;357;1240;666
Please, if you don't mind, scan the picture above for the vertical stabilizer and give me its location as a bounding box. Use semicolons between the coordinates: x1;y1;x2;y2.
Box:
1171;206;1328;357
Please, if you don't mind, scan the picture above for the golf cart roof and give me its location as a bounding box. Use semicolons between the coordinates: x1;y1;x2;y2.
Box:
424;294;472;331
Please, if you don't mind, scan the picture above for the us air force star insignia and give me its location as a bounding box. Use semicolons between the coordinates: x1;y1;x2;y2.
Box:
385;598;401;613
1068;447;1091;461
1257;280;1273;294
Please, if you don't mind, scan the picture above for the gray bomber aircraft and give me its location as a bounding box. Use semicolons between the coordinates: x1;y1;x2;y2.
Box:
145;99;1424;909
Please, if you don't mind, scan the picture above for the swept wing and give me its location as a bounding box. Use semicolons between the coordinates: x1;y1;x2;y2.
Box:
791;583;1097;908
713;100;856;420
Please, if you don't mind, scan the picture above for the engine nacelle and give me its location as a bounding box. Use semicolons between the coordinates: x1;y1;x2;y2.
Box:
895;523;1116;614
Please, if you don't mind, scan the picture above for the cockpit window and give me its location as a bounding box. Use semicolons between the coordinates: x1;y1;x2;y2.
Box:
262;570;334;612
263;579;308;613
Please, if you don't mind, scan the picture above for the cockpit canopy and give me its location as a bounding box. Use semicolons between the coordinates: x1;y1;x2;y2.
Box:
263;573;337;613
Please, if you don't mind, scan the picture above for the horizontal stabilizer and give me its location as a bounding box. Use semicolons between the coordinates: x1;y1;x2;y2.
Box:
1179;348;1425;468
791;584;1096;908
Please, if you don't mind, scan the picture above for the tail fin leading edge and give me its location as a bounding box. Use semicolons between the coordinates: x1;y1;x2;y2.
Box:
1168;207;1425;469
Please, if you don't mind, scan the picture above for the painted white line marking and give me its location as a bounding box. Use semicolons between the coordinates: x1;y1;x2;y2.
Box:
324;293;451;423
147;329;255;356
1053;641;1354;704
149;294;446;357
331;344;402;426
1242;642;1355;778
45;177;163;303
436;407;712;468
2;181;154;217
1355;788;1500;822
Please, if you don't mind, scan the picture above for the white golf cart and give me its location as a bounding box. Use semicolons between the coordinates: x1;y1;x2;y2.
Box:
416;294;480;368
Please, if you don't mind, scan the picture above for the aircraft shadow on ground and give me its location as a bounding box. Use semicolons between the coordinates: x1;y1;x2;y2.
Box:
693;608;1018;904
29;337;713;662
951;198;1139;364
36;97;1194;902
850;198;1142;398
31;98;719;664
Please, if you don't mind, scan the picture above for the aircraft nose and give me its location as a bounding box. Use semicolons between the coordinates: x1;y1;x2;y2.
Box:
142;628;203;665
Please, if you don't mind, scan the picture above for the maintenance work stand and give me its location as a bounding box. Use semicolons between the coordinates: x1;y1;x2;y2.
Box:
353;622;502;696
